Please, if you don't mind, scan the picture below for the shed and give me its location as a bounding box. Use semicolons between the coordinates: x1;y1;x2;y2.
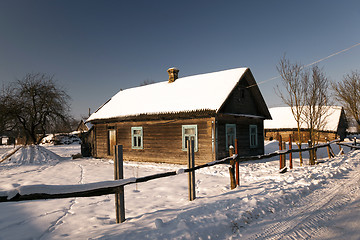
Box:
76;120;93;133
264;106;348;142
87;67;271;164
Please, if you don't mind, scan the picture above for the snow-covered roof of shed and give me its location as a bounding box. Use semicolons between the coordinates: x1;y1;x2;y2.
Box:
87;67;249;121
264;106;343;132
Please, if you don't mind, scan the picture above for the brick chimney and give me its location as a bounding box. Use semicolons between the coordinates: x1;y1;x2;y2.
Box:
167;67;179;83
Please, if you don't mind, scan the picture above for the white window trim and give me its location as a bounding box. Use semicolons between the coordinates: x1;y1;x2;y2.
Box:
249;125;258;148
131;126;143;149
182;125;198;152
225;124;236;150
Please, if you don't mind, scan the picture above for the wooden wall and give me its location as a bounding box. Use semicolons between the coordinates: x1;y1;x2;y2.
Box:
93;114;266;164
219;78;261;116
94;118;215;165
216;115;264;159
264;129;339;142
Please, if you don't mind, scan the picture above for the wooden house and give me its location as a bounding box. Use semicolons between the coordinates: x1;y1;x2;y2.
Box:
264;106;348;142
87;67;271;165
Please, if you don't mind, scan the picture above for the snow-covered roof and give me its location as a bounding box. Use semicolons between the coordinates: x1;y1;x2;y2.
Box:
87;67;251;122
264;106;344;132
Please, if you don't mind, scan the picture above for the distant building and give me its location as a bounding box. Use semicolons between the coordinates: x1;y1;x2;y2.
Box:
264;106;348;142
76;120;93;133
87;67;271;164
1;136;9;145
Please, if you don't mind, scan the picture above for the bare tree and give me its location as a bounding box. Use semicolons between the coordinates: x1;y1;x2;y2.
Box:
276;56;306;165
277;57;332;165
302;66;331;145
0;86;19;137
332;71;360;130
301;66;331;164
3;73;71;144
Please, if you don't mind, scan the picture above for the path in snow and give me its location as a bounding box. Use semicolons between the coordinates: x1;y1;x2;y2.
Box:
241;155;360;240
39;162;86;239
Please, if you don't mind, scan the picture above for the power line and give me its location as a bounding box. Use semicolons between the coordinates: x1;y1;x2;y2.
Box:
247;42;360;89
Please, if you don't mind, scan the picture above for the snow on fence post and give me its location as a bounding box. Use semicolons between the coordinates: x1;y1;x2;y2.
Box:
228;145;236;189
187;139;196;201
235;139;240;186
114;145;125;223
289;135;293;169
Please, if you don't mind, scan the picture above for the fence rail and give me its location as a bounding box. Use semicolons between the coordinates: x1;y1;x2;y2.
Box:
0;139;352;203
0;139;358;223
0;154;236;203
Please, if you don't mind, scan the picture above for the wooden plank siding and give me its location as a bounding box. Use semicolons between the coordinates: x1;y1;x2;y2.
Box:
219;79;260;116
216;115;264;159
264;129;339;142
94;118;215;165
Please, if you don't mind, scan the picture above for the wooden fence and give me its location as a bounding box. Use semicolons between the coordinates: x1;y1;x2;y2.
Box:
0;138;358;223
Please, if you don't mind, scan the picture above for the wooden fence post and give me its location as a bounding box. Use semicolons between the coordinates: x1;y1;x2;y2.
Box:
279;135;284;169
187;139;196;201
282;141;286;167
308;140;315;165
228;146;236;189
325;138;332;159
289;135;293;169
114;145;125;223
235;139;239;186
338;144;344;155
353;137;357;150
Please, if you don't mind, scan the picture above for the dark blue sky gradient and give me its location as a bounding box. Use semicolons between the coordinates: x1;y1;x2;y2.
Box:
1;0;359;118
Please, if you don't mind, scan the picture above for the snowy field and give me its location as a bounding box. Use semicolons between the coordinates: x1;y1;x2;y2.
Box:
0;141;359;239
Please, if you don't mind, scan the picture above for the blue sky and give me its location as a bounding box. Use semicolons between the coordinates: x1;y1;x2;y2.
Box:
1;0;359;119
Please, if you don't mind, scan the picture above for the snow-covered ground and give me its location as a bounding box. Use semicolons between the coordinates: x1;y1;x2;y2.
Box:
0;142;359;239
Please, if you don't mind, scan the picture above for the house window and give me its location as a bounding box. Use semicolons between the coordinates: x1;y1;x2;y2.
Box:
250;125;258;148
182;125;198;152
107;127;116;155
226;124;236;150
131;127;143;149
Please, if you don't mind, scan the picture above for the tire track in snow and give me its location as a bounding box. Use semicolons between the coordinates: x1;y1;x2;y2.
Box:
245;167;360;240
39;162;85;239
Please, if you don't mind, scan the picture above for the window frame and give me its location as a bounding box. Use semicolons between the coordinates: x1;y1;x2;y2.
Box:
249;125;258;148
182;125;198;152
225;124;236;150
131;126;143;149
